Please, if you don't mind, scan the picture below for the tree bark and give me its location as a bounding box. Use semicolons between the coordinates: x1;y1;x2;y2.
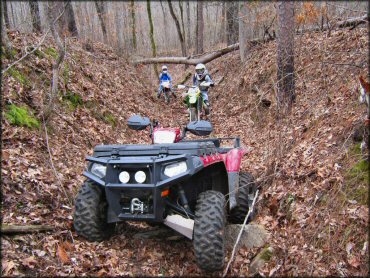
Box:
239;2;248;63
28;0;41;33
2;0;10;29
115;2;124;56
130;0;137;50
226;1;239;45
276;1;295;114
146;0;158;76
65;0;78;37
167;0;186;58
94;1;108;44
44;2;66;120
186;0;191;50
1;0;12;54
1;224;54;234
179;1;186;46
134;43;239;65
196;1;204;54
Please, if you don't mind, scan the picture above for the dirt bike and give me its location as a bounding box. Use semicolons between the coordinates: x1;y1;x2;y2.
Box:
159;81;173;104
178;82;211;122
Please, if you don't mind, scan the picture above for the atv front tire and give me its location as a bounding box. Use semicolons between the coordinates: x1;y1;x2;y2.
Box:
74;181;115;241
194;191;226;272
228;172;257;224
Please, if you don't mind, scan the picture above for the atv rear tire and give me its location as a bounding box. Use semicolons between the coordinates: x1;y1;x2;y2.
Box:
194;191;226;272
74;180;115;241
228;172;257;224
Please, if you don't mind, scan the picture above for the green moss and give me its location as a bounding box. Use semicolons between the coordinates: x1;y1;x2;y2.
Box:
5;68;31;87
349;143;362;156
1;46;18;59
103;112;117;127
44;47;58;59
63;63;70;84
5;104;40;129
34;48;45;58
259;246;273;261
62;91;83;110
344;159;369;205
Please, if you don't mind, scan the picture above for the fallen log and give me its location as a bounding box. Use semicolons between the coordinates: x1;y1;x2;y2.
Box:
1;224;54;234
134;15;368;66
134;43;239;65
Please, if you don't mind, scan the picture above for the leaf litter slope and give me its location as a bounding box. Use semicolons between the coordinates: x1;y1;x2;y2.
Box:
1;26;369;276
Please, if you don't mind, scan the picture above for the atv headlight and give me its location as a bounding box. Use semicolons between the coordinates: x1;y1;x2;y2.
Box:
164;161;187;177
134;171;146;183
119;171;130;184
91;163;106;178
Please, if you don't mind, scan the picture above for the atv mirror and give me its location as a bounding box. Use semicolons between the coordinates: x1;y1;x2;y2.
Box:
186;120;213;136
177;85;186;89
127;115;151;130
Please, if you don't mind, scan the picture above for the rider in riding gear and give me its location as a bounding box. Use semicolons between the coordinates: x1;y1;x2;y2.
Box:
158;65;174;98
193;63;214;112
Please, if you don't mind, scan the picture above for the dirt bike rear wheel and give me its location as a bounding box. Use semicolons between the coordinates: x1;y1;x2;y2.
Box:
189;107;197;122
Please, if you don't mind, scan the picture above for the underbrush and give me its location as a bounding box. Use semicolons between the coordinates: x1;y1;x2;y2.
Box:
5;104;40;129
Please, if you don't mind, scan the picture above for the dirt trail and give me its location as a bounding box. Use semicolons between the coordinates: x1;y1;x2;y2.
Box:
2;27;369;276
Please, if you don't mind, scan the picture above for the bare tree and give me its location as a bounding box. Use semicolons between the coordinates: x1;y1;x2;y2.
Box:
44;2;66;119
1;0;13;54
239;2;248;62
178;1;186;46
114;2;124;56
65;0;78;37
130;0;137;50
94;1;108;44
2;0;10;29
196;1;204;54
276;1;295;114
146;0;158;76
167;0;186;57
226;1;239;45
28;0;41;33
186;0;191;50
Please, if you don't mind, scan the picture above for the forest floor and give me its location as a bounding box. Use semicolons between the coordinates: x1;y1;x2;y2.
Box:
1;26;369;276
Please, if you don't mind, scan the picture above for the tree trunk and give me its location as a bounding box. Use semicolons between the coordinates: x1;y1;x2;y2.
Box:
28;0;41;33
115;2;124;56
1;224;54;234
226;1;239;45
130;0;136;50
94;1;108;44
179;1;186;46
65;0;78;37
146;0;158;76
1;0;12;54
134;43;239;65
167;0;186;57
239;2;248;62
2;0;10;29
186;0;191;50
44;2;66;120
196;1;204;54
276;1;295;114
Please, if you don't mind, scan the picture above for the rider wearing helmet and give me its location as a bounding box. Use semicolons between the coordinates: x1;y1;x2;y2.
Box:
193;63;214;113
157;65;174;98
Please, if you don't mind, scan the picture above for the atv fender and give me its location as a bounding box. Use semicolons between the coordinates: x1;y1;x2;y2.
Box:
222;148;248;210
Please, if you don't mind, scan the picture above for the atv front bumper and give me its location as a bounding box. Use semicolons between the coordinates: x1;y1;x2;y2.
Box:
83;154;204;223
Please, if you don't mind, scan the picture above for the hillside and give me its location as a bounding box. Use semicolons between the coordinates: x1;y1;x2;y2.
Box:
1;26;369;276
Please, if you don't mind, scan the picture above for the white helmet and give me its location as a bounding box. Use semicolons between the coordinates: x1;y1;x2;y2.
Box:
162;65;168;73
195;63;206;80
